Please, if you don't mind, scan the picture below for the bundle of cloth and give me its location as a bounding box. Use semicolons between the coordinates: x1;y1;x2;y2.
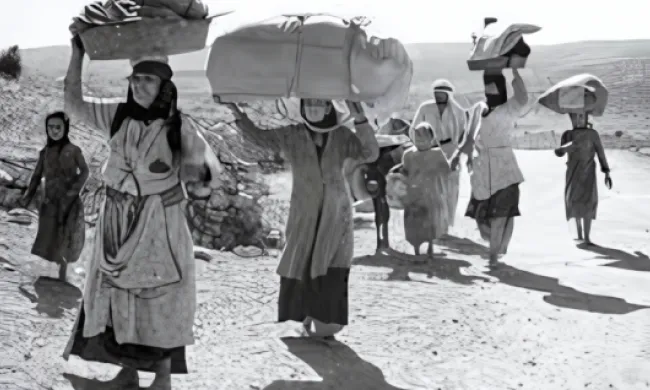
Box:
467;18;540;71
69;0;209;35
207;14;413;126
534;74;608;116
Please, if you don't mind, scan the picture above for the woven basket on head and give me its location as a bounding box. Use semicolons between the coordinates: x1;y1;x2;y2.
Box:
80;17;212;60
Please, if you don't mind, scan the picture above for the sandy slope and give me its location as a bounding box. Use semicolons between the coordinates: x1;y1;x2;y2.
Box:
1;150;649;390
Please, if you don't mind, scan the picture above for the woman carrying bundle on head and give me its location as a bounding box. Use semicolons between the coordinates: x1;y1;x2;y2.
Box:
61;35;221;389
464;65;528;267
222;99;379;339
19;111;89;283
554;111;612;245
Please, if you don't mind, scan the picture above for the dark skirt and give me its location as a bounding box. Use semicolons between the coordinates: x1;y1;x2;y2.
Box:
31;196;85;265
465;183;521;223
66;306;188;373
278;267;350;325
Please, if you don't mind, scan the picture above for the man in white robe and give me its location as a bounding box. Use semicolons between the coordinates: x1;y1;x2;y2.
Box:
409;79;468;227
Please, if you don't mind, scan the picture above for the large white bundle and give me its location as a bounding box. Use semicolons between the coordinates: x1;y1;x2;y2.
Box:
207;14;413;125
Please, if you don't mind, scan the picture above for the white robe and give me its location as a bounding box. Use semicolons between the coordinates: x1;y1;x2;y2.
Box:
410;98;468;226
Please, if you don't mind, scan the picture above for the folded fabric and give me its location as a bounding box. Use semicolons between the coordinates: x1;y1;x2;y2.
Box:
468;21;540;70
70;0;208;35
535;73;608;116
131;0;209;19
207;14;413;126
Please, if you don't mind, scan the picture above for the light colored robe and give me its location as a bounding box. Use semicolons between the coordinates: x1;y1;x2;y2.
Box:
469;97;526;200
410;98;467;226
234;114;379;280
63;100;221;349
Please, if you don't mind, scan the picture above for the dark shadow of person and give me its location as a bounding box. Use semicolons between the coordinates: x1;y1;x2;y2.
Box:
18;276;82;319
263;337;407;390
353;248;489;285
62;372;124;390
576;242;650;272
440;235;648;314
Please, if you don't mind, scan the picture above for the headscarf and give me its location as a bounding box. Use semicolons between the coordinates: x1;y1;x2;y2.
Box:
432;79;455;95
410;122;435;151
299;99;353;133
124;55;181;152
130;55;174;82
45;111;71;148
483;72;508;110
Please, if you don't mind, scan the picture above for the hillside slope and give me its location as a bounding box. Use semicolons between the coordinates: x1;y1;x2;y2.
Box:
12;39;650;147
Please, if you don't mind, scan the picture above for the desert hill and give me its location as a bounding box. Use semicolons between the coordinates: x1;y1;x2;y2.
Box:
6;39;650;158
21;39;650;136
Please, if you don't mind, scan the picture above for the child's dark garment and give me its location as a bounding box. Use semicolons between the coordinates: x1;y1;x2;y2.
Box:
23;143;89;265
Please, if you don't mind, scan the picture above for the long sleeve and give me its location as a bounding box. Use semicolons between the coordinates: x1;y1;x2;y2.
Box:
24;151;45;202
344;121;380;164
512;70;528;106
401;150;413;176
233;111;292;151
592;130;610;173
64;52;121;136
555;131;571;157
457;102;486;157
69;146;90;194
180;117;224;187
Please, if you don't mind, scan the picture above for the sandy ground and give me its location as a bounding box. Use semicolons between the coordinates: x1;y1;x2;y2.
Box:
1;150;650;390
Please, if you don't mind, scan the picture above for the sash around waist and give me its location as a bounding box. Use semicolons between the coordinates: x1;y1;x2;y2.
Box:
105;183;185;208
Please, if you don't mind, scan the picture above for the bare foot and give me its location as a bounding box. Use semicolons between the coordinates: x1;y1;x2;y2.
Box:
111;367;139;389
146;359;171;390
489;254;499;267
146;374;171;390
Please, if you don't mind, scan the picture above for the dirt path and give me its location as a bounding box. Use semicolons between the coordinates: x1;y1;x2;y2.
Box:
1;150;649;390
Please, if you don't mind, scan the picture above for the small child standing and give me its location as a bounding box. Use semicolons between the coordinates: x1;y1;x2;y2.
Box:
20;111;89;282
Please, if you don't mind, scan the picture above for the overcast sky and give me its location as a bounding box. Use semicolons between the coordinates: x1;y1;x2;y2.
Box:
1;0;647;49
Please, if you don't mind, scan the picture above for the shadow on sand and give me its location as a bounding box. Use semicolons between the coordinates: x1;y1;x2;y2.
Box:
577;242;650;272
63;372;126;390
353;247;489;285
442;236;648;314
263;337;406;390
18;276;82;319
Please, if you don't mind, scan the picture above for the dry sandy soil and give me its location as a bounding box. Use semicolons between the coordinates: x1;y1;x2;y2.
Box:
1;149;649;390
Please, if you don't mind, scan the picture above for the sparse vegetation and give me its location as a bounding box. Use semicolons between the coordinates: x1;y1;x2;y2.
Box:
0;45;22;80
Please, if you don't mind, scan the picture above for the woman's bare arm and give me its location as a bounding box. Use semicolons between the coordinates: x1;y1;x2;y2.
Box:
63;41;120;135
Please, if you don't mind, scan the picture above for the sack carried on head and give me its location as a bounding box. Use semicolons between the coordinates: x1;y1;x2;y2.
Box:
467;18;540;71
207;14;413;125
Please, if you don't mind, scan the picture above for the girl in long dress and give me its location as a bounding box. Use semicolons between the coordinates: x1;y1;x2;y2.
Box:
61;37;221;389
223;99;378;338
401;122;456;257
464;66;528;267
554;112;612;244
19;111;89;282
410;79;468;227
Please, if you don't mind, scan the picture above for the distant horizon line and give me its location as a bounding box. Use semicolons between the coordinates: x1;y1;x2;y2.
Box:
16;38;650;51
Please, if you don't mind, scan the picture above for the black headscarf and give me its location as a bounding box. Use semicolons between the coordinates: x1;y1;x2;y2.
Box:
483;72;508;111
45;111;71;148
299;99;339;130
123;77;182;152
